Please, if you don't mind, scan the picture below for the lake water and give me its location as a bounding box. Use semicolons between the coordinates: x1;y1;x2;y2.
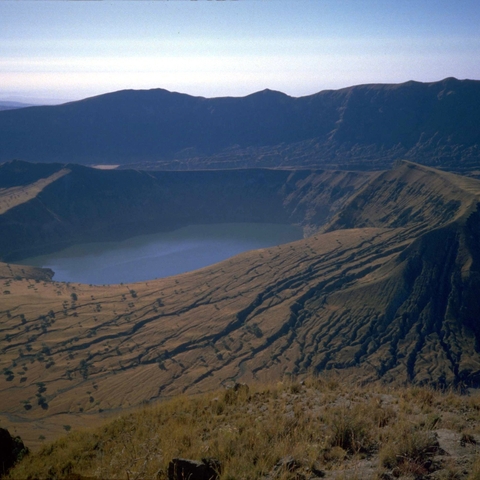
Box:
19;223;303;285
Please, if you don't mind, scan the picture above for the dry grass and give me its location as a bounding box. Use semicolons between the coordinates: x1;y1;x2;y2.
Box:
0;226;402;447
7;378;480;479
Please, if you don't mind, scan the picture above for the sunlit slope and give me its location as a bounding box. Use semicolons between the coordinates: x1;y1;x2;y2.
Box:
1;161;480;447
324;161;480;232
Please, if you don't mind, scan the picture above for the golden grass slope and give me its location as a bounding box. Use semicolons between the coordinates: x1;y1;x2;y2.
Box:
1;161;480;448
324;161;478;232
0;228;393;446
8;378;480;480
0;262;53;281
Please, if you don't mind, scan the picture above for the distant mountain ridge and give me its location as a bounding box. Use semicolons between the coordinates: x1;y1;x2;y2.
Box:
0;101;36;111
1;78;479;172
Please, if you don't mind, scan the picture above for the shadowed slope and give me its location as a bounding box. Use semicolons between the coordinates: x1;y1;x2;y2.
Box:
1;78;479;172
0;161;373;261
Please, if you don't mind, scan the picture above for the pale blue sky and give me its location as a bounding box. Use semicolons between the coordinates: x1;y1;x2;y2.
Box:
1;1;479;103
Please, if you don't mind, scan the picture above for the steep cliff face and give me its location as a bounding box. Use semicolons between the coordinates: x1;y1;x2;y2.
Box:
305;212;480;388
324;162;479;233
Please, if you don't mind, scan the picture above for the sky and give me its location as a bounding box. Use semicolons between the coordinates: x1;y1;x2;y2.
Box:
1;0;480;104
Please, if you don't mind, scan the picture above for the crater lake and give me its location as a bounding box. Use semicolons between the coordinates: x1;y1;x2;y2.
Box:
18;223;303;285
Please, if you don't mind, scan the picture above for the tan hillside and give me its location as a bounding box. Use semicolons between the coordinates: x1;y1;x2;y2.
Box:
324;161;479;232
1;161;480;448
7;379;480;480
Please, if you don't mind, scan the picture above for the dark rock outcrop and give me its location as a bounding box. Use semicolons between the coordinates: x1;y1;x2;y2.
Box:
167;458;221;480
0;428;28;476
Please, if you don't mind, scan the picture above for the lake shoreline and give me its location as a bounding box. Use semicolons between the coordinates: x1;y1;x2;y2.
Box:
18;223;303;285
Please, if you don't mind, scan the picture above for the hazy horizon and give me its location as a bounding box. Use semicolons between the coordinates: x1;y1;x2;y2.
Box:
2;75;477;107
2;1;480;104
